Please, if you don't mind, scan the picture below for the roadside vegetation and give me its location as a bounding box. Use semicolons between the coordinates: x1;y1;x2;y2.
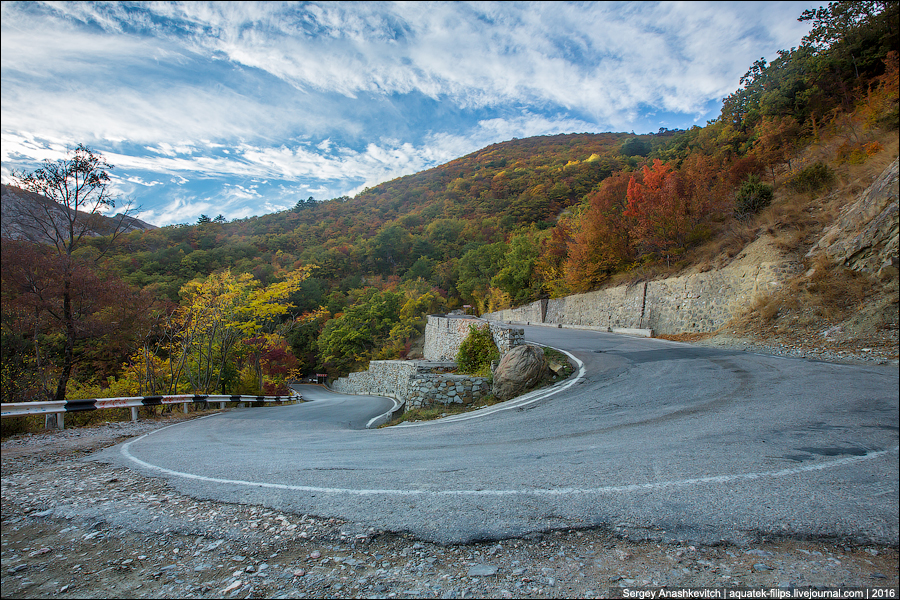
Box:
1;1;896;432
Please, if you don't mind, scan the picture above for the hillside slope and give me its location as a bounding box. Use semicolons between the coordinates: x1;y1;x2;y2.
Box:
710;148;898;363
651;137;898;363
487;130;898;364
1;184;157;244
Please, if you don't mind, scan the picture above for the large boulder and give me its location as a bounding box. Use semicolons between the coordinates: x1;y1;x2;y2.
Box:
491;344;546;400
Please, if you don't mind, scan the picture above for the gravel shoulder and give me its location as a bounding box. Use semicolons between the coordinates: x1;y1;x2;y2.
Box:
2;407;898;600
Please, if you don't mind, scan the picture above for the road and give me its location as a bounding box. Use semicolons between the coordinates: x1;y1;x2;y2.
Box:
102;326;899;545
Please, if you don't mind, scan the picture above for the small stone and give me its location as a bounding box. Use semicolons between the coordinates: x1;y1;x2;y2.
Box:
468;564;498;577
222;580;242;594
308;551;321;560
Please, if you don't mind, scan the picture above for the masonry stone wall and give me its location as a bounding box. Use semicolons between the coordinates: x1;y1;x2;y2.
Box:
406;374;491;409
331;315;524;412
424;316;523;361
484;238;801;335
330;359;491;411
331;360;419;401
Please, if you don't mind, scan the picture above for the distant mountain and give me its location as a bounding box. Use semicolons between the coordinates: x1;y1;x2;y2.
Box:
0;184;157;244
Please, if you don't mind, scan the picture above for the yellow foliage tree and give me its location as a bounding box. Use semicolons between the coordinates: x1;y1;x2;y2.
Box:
125;268;309;395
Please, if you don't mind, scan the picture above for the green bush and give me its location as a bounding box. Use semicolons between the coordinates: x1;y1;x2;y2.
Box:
734;175;774;219
787;162;834;195
456;324;499;376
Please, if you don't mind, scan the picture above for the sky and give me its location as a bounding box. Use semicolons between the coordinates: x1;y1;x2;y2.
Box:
1;1;822;227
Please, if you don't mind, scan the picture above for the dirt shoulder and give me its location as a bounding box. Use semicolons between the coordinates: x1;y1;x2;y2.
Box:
2;416;897;599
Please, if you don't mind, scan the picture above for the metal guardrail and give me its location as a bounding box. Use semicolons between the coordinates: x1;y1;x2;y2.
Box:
0;393;302;429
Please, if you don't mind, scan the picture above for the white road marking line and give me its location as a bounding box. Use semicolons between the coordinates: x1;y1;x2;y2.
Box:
120;436;898;497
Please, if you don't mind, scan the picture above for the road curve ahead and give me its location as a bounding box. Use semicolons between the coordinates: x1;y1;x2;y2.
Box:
101;327;899;545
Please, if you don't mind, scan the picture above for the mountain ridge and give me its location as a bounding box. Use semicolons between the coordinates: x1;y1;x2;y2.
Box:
0;184;158;245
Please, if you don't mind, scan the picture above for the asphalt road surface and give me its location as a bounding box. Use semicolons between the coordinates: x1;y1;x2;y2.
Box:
101;326;899;545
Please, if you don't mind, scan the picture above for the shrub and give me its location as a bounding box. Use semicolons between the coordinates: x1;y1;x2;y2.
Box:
734;175;774;220
787;162;834;194
456;324;499;376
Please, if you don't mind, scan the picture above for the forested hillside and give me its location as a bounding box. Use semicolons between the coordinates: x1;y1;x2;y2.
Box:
2;1;897;404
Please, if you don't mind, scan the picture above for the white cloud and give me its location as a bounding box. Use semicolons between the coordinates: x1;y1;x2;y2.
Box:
2;1;823;225
136;194;217;227
2;2;819;132
124;175;162;187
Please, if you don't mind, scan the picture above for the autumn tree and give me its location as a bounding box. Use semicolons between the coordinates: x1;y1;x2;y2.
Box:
1;239;155;402
127;268;308;396
456;242;508;313
534;220;572;298
10;145;138;401
491;231;542;307
564;173;633;292
753;116;802;182
623;158;726;265
317;288;402;374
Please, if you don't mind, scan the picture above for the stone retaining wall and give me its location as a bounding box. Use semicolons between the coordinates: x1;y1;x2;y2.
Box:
406;373;491;409
331;360;491;411
424;316;523;361
332;316;523;414
484;238;801;334
331;360;419;401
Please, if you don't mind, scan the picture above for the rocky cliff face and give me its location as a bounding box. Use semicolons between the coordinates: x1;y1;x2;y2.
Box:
0;184;157;243
806;158;899;279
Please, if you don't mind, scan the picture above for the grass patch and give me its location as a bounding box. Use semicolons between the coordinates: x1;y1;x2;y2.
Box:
540;346;576;384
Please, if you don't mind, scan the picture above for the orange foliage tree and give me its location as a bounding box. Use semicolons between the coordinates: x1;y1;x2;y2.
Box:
564;173;633;292
623;157;728;264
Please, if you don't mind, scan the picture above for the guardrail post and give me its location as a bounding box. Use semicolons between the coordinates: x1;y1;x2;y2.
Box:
183;402;189;413
220;401;226;409
131;406;139;422
44;412;64;430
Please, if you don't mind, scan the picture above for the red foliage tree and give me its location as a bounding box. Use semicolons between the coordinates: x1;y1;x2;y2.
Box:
1;239;156;399
623;156;728;264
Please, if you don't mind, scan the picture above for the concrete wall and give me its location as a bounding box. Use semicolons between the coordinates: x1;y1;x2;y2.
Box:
485;240;801;335
424;316;523;361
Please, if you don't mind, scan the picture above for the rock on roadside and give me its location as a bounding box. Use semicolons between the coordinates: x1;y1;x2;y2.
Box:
492;344;547;400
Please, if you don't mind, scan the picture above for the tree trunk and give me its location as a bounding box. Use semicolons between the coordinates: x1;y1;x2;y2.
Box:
54;278;75;401
256;352;263;395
